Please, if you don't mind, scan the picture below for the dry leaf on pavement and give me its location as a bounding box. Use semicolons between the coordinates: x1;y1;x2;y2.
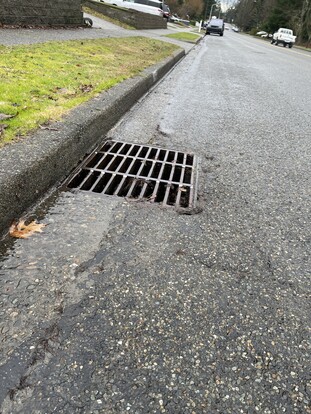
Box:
9;220;46;239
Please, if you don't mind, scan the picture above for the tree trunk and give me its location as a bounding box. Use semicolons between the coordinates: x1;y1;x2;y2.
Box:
300;0;311;44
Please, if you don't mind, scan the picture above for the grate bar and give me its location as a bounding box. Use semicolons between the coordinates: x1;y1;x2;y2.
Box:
77;172;192;187
125;146;155;197
88;171;104;192
141;148;171;202
65;140;198;209
137;148;162;200
99;143;137;194
175;154;187;207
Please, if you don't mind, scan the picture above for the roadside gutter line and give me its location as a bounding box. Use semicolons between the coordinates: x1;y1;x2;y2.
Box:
0;48;185;236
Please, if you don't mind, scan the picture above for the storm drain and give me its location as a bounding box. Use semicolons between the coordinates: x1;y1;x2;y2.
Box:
65;140;198;208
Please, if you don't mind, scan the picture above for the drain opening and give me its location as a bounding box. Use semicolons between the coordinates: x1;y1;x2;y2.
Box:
65;140;198;209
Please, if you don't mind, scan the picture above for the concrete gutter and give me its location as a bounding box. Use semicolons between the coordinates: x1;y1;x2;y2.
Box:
0;48;185;236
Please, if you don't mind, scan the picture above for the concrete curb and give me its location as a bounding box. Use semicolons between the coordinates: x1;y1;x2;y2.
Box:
0;48;185;236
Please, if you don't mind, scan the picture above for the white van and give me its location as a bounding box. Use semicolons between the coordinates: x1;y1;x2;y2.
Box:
101;0;164;17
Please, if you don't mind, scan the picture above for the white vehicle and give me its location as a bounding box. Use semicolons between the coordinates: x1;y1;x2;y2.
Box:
271;28;295;48
101;0;164;17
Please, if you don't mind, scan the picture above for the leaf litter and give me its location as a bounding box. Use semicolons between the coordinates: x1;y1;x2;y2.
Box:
0;113;15;121
9;219;46;239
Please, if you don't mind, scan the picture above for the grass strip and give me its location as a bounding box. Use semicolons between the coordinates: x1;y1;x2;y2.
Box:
0;37;178;146
164;32;201;43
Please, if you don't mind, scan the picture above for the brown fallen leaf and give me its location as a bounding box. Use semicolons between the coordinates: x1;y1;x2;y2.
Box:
9;220;46;239
80;84;93;93
0;113;14;121
0;124;8;135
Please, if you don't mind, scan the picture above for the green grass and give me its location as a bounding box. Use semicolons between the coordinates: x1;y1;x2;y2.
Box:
0;37;178;146
163;32;201;43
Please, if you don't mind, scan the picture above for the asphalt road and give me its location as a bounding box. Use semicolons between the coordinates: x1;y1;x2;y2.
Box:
0;30;310;413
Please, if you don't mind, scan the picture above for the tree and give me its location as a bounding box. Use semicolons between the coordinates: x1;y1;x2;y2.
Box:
227;0;310;44
300;0;311;44
167;0;218;20
180;0;204;20
202;0;219;21
234;0;257;31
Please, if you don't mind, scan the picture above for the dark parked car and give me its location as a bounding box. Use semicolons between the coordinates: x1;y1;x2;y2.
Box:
205;18;224;36
163;4;171;19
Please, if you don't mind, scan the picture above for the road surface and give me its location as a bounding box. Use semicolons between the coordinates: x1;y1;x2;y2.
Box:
0;29;310;413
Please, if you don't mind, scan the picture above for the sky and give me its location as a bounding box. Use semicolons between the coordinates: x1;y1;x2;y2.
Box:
221;0;236;11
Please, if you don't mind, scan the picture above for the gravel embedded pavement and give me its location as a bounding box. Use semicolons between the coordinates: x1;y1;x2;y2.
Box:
0;16;310;414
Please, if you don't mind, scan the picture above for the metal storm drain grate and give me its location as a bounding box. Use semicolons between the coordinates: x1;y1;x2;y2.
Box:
65;140;198;208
